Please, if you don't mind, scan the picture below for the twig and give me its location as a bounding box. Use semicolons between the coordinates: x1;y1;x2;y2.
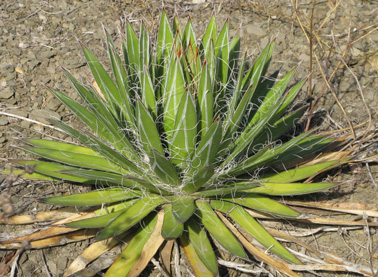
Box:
365;163;378;189
305;0;316;132
41;249;52;277
217;259;271;275
150;257;169;277
363;214;377;277
0;111;63;132
16;8;42;20
10;251;20;277
340;57;372;123
173;240;181;277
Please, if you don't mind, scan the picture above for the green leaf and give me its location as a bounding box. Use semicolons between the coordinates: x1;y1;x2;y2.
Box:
261;160;342;183
182;18;196;52
60;169;165;194
247;182;335;195
223;193;300;217
197;61;214;136
183;166;215;194
214;20;229;87
241;41;274;91
170;90;197;167
140;65;157;116
196;200;247;258
172;15;182;37
149;149;180;186
186;217;218;275
105;31;135;128
135;100;164;155
221;99;281;165
126;20;140;73
163;54;186;137
182;120;222;193
227;131;313;176
2;168;59;182
171;196;196;224
193;182;259;198
139;22;151;68
161;204;184;239
157;11;174;65
248;67;297;128
248;106;307;153
192;120;222;169
228;34;240;81
156;10;174;88
81;44;123;119
223;52;247;133
58;71;139;161
270;79;306;123
22;146;128;175
201;14;217;59
42;188;141;206
180;232;216;277
48;86;118;149
12;160;91;183
66;199;139;228
48;120;142;175
211;201;301;264
97;195;165;240
105;213;158;276
25;139;100;156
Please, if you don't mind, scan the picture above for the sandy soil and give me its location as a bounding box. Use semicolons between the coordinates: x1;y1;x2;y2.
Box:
1;0;377;276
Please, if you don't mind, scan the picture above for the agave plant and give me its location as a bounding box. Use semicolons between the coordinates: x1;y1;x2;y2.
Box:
2;12;346;276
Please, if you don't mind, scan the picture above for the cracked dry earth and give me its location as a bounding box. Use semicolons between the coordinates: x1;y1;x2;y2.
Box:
1;0;378;276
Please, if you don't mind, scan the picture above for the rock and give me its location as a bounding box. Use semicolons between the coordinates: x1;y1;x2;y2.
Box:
0;63;15;73
245;23;265;36
36;49;56;60
47;66;56;74
0;117;9;126
27;60;41;70
21;120;31;129
298;53;310;63
0;86;14;99
46;98;61;111
7;109;28;118
30;109;61;125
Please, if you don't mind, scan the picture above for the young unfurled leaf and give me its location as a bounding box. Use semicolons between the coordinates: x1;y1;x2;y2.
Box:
171;196;196;224
170;90;197;167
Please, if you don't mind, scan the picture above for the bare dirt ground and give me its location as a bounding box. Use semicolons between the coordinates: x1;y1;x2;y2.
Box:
0;0;378;276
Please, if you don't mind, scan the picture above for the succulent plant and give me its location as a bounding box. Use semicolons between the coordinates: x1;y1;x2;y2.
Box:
3;12;346;276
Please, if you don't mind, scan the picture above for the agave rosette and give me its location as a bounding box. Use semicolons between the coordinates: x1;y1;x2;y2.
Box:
4;12;345;276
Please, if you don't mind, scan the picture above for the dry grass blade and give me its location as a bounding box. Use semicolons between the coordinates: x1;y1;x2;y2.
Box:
127;210;165;276
159;239;174;275
216;211;300;277
285;201;378;217
1;229;97;249
263;227;322;257
287;263;374;276
0;207;82;225
63;233;129;277
288;249;376;276
1;226;77;245
245;209;378;227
